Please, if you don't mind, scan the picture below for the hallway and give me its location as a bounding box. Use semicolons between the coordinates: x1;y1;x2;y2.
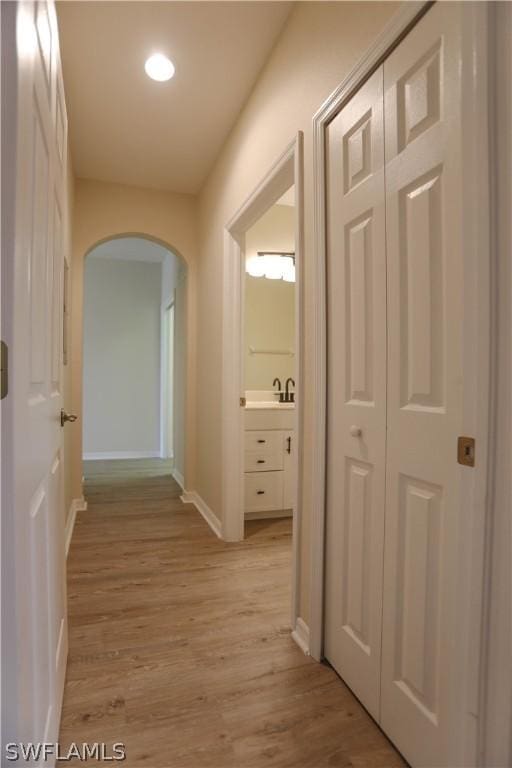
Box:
60;460;404;767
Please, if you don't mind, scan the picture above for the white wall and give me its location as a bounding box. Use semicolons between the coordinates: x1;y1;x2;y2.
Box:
83;255;162;457
244;203;295;390
196;1;400;620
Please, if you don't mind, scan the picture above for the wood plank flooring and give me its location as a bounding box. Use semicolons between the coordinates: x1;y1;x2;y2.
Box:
60;459;405;767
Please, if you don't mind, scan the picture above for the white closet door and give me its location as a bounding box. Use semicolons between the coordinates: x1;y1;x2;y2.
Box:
324;67;387;720
381;4;467;765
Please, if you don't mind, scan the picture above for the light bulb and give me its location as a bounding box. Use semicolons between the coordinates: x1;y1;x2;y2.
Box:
283;263;296;283
145;53;175;82
246;255;266;277
264;255;283;280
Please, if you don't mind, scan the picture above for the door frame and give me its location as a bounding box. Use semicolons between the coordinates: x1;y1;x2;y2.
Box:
161;299;175;460
222;133;304;632
480;5;512;765
309;0;495;762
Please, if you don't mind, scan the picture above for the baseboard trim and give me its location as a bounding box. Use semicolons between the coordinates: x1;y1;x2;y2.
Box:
65;496;88;557
65;506;77;558
172;468;185;491
245;509;293;520
181;491;222;539
83;451;160;460
292;617;311;656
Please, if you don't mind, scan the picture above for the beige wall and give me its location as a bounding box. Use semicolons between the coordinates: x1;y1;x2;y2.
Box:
70;178;198;500
195;1;399;622
244;204;295;390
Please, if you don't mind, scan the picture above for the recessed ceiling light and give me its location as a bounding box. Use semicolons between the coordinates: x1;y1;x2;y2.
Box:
144;53;175;82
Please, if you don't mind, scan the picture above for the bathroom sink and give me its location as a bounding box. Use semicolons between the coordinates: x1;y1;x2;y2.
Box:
244;390;295;409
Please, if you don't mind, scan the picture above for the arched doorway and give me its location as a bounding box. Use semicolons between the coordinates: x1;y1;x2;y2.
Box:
82;236;187;486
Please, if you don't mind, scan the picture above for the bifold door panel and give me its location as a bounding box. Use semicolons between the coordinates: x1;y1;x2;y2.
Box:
381;6;465;766
324;66;387;722
324;4;471;766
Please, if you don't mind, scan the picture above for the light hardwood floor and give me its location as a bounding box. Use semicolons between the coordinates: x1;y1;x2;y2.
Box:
60;459;405;767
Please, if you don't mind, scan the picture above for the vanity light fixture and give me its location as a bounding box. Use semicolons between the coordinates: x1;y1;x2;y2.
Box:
145;53;175;82
246;252;296;282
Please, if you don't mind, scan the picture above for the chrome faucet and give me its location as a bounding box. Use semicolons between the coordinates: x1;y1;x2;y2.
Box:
285;377;295;403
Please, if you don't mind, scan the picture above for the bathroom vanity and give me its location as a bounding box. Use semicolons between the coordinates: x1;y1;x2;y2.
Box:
244;393;296;517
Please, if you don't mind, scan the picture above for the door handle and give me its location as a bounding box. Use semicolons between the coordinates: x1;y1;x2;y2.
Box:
286;436;291;454
60;410;78;427
257;460;266;464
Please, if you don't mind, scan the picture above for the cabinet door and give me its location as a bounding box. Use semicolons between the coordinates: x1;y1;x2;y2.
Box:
324;66;387;721
282;431;295;510
381;4;468;765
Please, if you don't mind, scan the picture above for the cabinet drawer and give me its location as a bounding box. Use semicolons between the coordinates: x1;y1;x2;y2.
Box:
244;430;281;453
244;472;283;512
245;451;283;472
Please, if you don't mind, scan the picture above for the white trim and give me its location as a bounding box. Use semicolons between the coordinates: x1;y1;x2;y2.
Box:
291;618;310;656
309;0;431;666
74;496;88;512
222;133;304;633
221;228;245;543
171;467;185;491
82;451;160;461
244;509;292;521
160;295;176;460
65;506;77;559
65;497;87;558
310;2;494;764
181;491;222;539
480;5;512;765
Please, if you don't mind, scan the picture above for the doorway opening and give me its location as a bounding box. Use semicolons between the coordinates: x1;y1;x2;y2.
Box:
243;191;296;525
222;135;304;640
82;236;187;486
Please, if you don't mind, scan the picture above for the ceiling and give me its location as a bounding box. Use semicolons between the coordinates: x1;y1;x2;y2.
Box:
57;2;293;194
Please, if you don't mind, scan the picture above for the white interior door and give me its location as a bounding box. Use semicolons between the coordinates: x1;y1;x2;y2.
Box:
3;0;69;748
380;5;469;765
324;67;387;721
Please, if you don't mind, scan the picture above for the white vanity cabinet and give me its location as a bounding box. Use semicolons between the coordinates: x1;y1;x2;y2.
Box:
244;408;295;516
282;430;295;510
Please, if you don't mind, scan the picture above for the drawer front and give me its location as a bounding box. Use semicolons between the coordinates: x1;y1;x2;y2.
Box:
244;430;281;453
244;472;283;512
245;451;283;473
245;410;295;431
